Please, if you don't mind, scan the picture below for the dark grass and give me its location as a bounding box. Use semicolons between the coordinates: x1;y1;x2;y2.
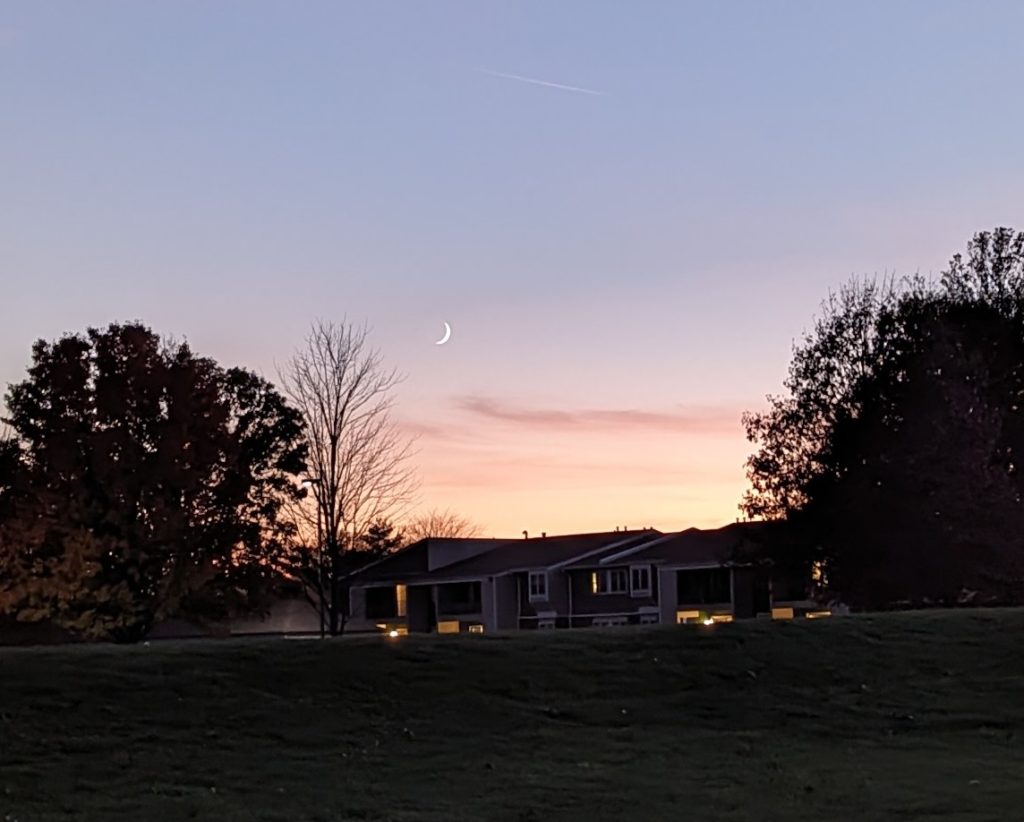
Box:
3;609;1024;821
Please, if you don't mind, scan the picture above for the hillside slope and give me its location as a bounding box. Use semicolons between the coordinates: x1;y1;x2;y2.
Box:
2;609;1023;821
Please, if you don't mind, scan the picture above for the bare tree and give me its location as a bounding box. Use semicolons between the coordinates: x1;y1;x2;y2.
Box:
278;321;418;635
402;508;482;544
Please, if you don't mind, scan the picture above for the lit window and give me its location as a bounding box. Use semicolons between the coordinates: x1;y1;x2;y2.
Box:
630;565;651;597
593;569;628;595
528;571;548;602
395;584;407;618
467;624;485;634
609;569;628;593
437;620;460;634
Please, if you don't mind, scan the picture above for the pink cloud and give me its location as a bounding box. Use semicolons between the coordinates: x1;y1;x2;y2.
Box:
454;395;743;435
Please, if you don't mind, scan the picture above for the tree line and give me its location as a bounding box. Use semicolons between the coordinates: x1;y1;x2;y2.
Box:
0;321;478;642
743;227;1024;609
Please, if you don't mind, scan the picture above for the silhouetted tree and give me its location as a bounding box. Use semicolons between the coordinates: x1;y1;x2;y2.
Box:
402;508;482;544
277;321;417;635
358;518;405;556
0;323;306;641
743;228;1024;608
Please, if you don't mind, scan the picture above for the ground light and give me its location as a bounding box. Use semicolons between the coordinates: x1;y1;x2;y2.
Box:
388;630;400;638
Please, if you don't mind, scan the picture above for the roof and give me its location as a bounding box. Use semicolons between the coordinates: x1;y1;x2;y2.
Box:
418;530;661;581
620;521;781;567
347;530;661;586
345;540;435;584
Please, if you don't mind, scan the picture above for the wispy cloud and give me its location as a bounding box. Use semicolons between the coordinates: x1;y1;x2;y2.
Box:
0;26;23;46
455;395;741;435
478;68;605;97
396;420;458;441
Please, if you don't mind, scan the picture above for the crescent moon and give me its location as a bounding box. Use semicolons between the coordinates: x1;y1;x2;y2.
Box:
435;322;452;345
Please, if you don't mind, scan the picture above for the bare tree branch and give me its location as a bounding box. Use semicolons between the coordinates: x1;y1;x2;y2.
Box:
401;508;482;544
277;320;419;634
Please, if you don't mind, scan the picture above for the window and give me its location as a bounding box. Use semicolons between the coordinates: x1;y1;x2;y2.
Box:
676;568;731;604
395;584;407;617
467;623;485;634
537;619;556;630
365;586;399;619
639;613;659;625
437;582;482;615
528;571;548;602
591;569;629;595
630;565;651;597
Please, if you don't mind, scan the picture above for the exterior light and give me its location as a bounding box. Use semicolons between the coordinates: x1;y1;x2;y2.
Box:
702;618;714;626
388;630;400;638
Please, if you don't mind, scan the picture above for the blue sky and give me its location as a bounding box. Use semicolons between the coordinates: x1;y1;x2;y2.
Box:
2;1;1022;533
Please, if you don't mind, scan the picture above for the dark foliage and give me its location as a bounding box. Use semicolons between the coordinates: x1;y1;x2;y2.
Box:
743;228;1024;608
0;323;307;641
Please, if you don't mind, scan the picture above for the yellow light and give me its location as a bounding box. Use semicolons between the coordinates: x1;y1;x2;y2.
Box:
771;607;795;620
395;584;407;618
591;572;599;594
806;610;832;620
388;630;399;638
702;618;714;626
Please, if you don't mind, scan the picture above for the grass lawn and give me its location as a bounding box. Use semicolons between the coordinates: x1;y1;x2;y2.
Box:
2;609;1024;821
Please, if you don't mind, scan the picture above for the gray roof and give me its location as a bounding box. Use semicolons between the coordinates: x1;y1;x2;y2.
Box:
347;530;661;585
620;521;779;567
418;530;661;581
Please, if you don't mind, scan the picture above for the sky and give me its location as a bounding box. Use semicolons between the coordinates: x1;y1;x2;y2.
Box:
2;1;1023;537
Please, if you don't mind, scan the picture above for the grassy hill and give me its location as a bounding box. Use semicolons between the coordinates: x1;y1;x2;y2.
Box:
2;609;1024;822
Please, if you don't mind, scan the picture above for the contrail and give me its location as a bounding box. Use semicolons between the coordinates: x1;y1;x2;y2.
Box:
478;68;604;96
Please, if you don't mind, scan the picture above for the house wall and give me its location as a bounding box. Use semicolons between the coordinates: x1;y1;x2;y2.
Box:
658;567;678;624
492;574;519;631
347;586;369;630
517;569;571;626
567;567;658;626
406;584;433;633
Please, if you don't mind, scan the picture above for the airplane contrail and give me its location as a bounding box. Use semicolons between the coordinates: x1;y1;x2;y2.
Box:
478;68;604;96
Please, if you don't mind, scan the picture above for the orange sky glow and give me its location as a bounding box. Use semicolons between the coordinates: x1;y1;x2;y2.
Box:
401;395;754;536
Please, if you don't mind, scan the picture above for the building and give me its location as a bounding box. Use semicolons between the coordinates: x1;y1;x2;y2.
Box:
346;522;822;634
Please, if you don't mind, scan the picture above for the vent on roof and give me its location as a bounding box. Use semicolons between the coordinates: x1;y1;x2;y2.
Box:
541;532;546;538
523;530;528;539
